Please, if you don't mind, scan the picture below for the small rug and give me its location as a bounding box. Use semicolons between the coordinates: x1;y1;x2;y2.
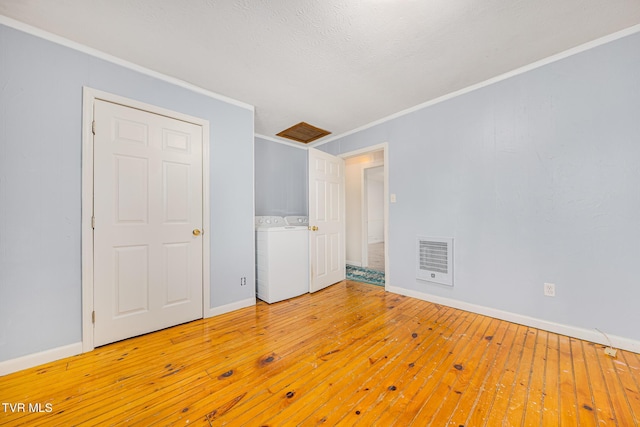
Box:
346;265;385;287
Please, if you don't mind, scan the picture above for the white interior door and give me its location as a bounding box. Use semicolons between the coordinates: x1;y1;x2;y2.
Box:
308;147;345;293
93;99;203;346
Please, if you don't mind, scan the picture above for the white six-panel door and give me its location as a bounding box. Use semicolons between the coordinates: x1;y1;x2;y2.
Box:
93;100;203;346
308;148;345;293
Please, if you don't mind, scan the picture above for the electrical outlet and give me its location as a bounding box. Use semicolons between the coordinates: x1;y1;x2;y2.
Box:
240;277;246;286
604;347;617;357
543;283;555;297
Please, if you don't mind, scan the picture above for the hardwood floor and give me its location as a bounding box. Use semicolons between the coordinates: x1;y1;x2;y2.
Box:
1;281;639;426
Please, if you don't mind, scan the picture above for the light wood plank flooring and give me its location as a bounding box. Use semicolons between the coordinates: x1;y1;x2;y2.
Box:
1;281;639;426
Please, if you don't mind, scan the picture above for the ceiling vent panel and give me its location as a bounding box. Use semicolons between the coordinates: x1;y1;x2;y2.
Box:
276;122;331;144
416;236;454;286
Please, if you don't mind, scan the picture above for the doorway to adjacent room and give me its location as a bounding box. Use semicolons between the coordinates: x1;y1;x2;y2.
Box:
341;143;388;287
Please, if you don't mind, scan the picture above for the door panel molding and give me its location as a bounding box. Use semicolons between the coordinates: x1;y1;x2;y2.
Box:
81;87;210;352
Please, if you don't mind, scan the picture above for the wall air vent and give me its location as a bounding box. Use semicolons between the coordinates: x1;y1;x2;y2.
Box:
276;122;331;144
416;236;454;286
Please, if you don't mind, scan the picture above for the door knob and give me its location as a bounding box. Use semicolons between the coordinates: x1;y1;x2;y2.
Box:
309;226;318;231
193;229;202;236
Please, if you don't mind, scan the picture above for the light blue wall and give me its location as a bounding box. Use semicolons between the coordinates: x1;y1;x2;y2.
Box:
255;137;308;216
0;24;255;362
320;32;640;341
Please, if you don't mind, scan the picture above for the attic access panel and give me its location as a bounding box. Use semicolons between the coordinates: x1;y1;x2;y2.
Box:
277;122;331;144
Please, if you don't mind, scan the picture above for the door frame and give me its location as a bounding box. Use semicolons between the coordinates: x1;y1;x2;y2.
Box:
81;87;211;352
340;142;389;288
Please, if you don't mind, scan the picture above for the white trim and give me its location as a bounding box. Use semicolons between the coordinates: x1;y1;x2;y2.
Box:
339;143;387;160
206;298;256;318
0;303;255;377
361;166;368;268
81;87;211;353
0;343;82;376
255;134;309;150
202;118;212;317
3;15;638;143
386;285;640;354
249;99;257;304
340;143;390;289
346;260;363;267
0;15;253;112
81;89;95;352
312;24;640;148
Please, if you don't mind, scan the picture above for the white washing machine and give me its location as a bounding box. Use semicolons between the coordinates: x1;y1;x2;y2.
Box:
255;216;309;303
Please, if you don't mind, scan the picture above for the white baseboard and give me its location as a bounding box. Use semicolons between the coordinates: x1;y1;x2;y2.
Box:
346;260;362;267
0;342;83;377
206;297;256;318
386;285;640;354
1;299;256;377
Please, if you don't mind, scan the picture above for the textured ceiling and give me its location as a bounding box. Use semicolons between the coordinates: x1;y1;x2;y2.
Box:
1;0;640;144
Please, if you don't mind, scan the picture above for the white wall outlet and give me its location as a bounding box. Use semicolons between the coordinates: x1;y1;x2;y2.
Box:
604;347;617;358
543;283;555;297
390;193;397;203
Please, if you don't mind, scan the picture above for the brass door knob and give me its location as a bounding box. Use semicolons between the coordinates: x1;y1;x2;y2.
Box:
309;226;318;231
193;229;202;236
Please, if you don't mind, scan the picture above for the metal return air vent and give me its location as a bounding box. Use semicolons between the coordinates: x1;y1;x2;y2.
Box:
416;236;454;286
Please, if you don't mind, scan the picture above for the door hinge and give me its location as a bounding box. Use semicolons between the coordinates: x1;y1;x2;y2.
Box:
92;311;95;324
91;216;95;229
91;120;96;135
